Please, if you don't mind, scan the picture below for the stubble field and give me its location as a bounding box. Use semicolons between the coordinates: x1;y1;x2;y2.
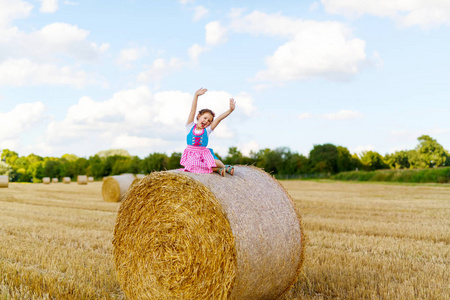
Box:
0;179;448;299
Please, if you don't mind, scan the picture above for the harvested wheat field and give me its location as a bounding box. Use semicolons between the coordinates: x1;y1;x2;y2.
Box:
0;180;449;299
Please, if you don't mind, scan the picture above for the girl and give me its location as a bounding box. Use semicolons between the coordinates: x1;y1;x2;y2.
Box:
180;87;235;176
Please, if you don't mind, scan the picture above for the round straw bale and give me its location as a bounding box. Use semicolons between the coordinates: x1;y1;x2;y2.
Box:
0;175;8;188
88;176;94;182
43;177;50;184
77;175;88;185
52;178;58;183
135;174;145;179
113;166;305;300
102;174;136;202
63;177;71;184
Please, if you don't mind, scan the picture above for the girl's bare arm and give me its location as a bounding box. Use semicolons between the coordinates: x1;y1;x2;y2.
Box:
210;98;235;130
187;88;207;125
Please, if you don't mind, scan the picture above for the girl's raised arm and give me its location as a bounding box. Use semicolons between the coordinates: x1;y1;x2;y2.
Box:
210;98;235;130
187;88;207;125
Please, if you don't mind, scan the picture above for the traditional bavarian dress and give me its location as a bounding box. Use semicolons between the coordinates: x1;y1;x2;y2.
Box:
180;122;218;173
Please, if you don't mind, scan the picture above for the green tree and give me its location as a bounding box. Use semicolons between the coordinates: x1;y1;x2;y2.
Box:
1;149;18;164
43;158;63;178
385;150;411;169
309;144;338;173
410;135;448;168
336;146;354;173
88;155;106;179
127;156;143;174
0;161;12;176
167;152;182;170
142;153;168;173
111;157;132;175
360;151;388;171
224;147;244;165
97;149;131;158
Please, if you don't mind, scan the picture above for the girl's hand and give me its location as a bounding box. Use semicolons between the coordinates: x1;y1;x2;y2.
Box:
195;88;207;97
229;98;236;111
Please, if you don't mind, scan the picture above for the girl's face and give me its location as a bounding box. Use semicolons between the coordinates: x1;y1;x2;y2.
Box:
197;112;214;129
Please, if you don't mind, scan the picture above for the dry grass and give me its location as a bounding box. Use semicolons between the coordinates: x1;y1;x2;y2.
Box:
0;182;123;300
0;180;448;299
281;180;450;300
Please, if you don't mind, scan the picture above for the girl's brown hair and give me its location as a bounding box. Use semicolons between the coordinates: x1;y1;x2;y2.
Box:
197;109;215;120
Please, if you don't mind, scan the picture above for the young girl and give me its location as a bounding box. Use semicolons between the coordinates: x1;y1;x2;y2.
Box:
180;87;235;176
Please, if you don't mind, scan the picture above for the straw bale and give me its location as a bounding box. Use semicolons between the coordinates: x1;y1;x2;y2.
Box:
0;175;8;188
63;177;71;184
102;174;136;202
77;175;88;185
43;177;50;184
113;166;305;300
52;178;58;183
135;174;145;179
88;176;94;182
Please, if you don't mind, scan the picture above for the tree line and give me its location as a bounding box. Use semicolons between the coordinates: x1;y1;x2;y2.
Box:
1;135;448;182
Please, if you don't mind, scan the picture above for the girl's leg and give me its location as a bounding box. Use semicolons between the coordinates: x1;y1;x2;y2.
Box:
213;160;225;176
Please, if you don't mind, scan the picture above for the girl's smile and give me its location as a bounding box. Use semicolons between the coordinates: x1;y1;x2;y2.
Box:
196;112;214;129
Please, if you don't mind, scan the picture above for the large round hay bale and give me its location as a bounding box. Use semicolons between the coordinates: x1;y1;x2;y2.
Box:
52;178;58;183
77;175;88;185
102;174;136;202
63;177;71;184
0;175;8;188
113;166;305;300
43;177;50;184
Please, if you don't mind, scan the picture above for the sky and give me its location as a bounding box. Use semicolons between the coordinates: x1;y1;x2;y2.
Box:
0;0;449;159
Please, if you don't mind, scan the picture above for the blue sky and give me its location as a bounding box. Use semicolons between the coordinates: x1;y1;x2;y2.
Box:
1;0;449;158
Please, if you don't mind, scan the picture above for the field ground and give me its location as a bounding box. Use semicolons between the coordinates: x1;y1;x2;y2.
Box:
0;180;449;299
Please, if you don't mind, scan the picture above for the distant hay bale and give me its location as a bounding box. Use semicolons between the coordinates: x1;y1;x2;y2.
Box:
113;166;305;300
52;178;58;183
63;177;71;184
135;174;145;179
102;174;136;202
43;177;51;184
0;175;8;188
77;175;88;185
88;176;94;182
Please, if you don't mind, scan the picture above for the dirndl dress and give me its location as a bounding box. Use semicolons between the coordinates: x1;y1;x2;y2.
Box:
180;123;218;173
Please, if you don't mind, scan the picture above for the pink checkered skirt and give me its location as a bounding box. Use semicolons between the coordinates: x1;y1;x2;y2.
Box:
180;145;217;174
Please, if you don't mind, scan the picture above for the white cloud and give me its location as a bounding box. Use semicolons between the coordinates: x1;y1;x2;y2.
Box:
64;1;78;5
193;5;209;21
229;11;371;82
138;58;184;82
0;22;109;62
321;0;450;28
322;110;363;120
0;0;33;28
0;102;46;141
179;0;194;5
188;43;207;63
111;134;168;150
116;46;147;67
309;2;320;11
46;86;191;146
205;21;228;45
44;87;256;156
238;140;259;156
40;0;58;13
0;58;99;87
298;112;312;120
